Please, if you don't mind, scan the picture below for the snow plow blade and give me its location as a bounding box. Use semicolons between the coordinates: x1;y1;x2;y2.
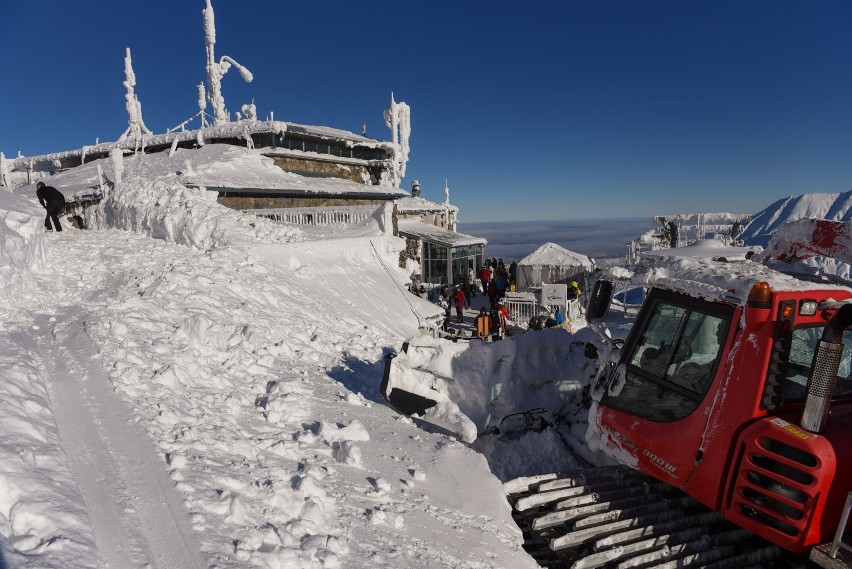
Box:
379;347;478;442
380;351;437;416
505;466;801;568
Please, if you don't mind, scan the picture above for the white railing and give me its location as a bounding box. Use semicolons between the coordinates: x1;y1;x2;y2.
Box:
505;292;538;329
504;293;586;330
244;205;378;226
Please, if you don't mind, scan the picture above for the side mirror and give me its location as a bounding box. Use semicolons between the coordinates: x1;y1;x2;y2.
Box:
587;279;614;322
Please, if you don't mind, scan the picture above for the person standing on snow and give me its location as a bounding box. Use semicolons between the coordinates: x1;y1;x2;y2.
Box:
567;281;582;300
461;275;474;308
479;265;491;293
497;298;509;323
475;307;492;341
490;305;507;341
36;181;65;232
453;286;466;323
436;294;450;332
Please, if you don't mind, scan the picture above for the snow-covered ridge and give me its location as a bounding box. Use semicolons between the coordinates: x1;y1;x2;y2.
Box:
742;190;852;247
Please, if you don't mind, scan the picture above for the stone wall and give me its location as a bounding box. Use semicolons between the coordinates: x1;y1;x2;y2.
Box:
266;155;369;184
399;236;421;276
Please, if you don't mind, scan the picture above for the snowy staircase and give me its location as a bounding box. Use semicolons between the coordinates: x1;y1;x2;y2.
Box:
505;466;807;569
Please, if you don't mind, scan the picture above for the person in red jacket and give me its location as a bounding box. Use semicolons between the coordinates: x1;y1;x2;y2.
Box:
478;266;491;293
497;298;509;321
453;286;466;323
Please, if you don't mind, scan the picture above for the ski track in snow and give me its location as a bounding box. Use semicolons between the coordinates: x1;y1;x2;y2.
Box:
35;310;206;569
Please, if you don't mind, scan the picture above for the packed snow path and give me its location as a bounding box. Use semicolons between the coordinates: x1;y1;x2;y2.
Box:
0;227;536;569
34;311;206;569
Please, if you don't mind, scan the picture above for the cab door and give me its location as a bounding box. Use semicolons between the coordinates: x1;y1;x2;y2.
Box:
598;288;735;488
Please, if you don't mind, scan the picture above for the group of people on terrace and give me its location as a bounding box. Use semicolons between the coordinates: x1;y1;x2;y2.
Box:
409;255;584;342
478;257;516;310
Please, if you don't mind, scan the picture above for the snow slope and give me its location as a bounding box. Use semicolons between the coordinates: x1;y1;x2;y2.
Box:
741;189;852;247
0;154;536;568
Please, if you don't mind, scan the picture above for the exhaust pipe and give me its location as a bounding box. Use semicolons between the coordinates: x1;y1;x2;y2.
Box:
801;303;852;433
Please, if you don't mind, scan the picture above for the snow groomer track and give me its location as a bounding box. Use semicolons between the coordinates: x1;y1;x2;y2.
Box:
505;466;807;569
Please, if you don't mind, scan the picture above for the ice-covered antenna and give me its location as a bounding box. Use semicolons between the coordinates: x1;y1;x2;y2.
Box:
383;92;411;188
203;0;253;125
118;47;153;141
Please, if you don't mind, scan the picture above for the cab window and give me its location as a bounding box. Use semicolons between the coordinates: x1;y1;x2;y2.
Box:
779;325;852;402
605;290;733;422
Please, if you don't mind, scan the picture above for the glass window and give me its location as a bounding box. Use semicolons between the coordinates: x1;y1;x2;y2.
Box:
421;242;449;284
606;293;733;422
779;326;852;402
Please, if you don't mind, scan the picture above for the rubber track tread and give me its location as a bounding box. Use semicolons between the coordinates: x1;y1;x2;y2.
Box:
506;466;809;569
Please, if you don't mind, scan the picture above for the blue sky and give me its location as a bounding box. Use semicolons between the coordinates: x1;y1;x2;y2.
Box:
3;1;852;222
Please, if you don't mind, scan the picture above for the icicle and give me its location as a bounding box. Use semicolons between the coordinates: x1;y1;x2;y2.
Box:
203;0;253;125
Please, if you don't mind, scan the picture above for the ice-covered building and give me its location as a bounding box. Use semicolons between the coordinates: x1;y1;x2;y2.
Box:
1;0;408;214
4;121;406;207
0;0;488;282
396;180;486;286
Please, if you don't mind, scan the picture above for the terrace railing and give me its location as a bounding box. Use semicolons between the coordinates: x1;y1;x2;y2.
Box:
245;205;378;226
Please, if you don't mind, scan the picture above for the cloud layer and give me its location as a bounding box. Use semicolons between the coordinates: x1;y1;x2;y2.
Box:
460;218;651;261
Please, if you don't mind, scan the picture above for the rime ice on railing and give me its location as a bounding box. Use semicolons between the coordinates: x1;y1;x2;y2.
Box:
203;0;253;125
110;148;124;188
0;152;8;190
118;48;153;142
384;93;411;188
198;83;208;128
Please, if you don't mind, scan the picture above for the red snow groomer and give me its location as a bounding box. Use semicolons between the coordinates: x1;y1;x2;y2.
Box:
508;219;852;568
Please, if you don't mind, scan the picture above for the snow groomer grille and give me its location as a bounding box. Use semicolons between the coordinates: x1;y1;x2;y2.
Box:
733;434;819;544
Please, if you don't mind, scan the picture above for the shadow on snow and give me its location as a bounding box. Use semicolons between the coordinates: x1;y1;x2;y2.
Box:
326;351;394;405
